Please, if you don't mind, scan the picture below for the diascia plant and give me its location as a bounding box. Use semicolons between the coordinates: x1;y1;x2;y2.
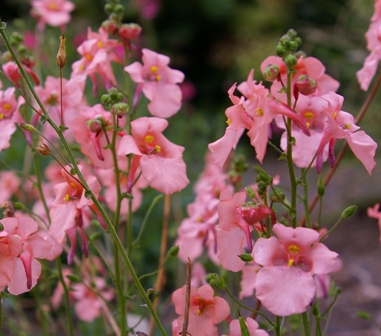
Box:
0;1;379;336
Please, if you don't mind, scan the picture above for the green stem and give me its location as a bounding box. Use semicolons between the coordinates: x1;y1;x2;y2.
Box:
275;316;281;336
285;72;298;228
56;258;74;336
301;169;311;228
1;25;167;336
302;312;311;336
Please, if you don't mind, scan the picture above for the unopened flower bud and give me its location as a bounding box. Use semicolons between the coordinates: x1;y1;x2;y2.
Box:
295;75;317;96
167;245;180;257
285;54;298;68
119;23;142;41
245;186;256;199
56;35;66;69
66;274;81;283
101;20;119;35
289;40;298;52
205;273;227;290
239;253;254;262
111;102;129;117
19;123;37;132
87;119;103;133
341;205;357;219
263;64;280;82
275;44;286;57
270;188;285;203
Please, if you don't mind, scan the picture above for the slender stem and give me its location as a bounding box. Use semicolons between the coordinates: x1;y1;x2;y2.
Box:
56;258;74;336
285;72;298;228
149;194;171;334
302;312;311;336
301;169;311;228
181;259;192;336
319;215;344;242
275;316;281;336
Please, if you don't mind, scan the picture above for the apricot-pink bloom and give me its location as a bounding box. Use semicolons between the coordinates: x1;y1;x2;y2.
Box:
209;70;310;167
1;217;54;295
125;48;184;118
253;223;338;316
223;317;269;336
31;0;75;31
48;165;101;264
117;117;189;195
0;87;25;152
172;284;230;336
316;92;377;174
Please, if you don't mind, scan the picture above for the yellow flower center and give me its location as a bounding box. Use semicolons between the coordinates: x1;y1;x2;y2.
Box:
333;111;338;118
150;66;159;73
49;2;58;10
304;111;314;119
226;118;231;126
256;108;264;117
85;54;93;61
288;245;300;253
3;103;11;111
145;135;154;143
64;194;70;202
288;258;295;267
155;145;161;153
343;123;351;129
0;113;4;120
97;41;104;48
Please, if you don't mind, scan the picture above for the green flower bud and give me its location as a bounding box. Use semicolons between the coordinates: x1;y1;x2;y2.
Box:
87;119;103;133
285;54;298;68
239;253;254;262
66;274;81;283
275;44;286;57
245;186;256;199
341;205;357;219
205;273;227;290
167;245;180;257
270;188;285;203
111;102;129;117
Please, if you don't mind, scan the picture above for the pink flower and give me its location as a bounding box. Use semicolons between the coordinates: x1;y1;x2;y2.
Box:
2;62;40;88
0;171;20;204
125;48;184;118
72;277;114;322
48;165;101;264
357;2;381;91
223;317;269;336
31;0;75;31
0;217;55;295
253;223;338;316
172;284;230;336
209;70;310;168
316;92;377;175
239;261;261;300
216;188;276;272
0;87;25;151
368;203;381;245
117;117;189;194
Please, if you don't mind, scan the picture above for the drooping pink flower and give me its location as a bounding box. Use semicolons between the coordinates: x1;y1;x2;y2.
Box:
357;1;381;91
125;48;184;118
71;28;123;95
223;317;269;336
117;117;189;194
209;70;310;168
316;92;377;175
0;217;56;295
30;0;75;31
48;165;101;264
2;61;40;88
279;94;329;168
253;223;338;316
172;284;230;336
217;188;276;272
